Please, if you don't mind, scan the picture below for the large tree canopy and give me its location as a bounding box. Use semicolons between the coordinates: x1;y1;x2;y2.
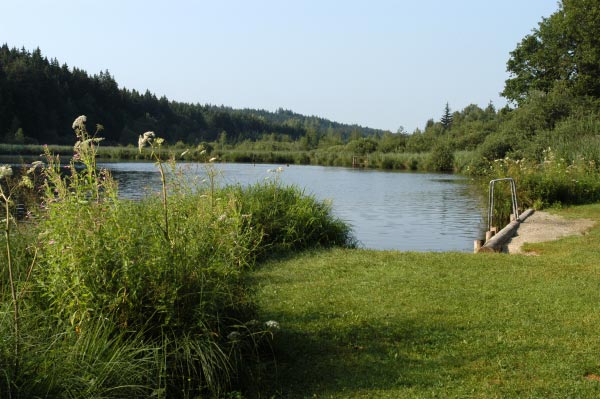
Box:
502;0;600;104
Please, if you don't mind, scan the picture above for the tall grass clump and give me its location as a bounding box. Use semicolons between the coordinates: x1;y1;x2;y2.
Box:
1;116;353;397
31;119;266;396
229;168;355;258
0;160;42;388
2;314;159;398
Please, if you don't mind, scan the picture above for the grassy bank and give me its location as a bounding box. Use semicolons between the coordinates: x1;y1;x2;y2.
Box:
252;204;600;398
0;143;472;173
0;143;183;161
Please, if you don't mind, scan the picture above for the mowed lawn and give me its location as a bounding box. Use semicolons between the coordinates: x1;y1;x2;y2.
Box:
251;204;600;398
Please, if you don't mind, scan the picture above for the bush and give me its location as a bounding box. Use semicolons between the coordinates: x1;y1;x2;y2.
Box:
479;133;514;161
346;138;378;155
230;177;355;258
428;142;455;172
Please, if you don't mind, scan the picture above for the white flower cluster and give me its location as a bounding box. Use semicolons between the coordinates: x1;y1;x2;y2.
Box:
0;165;13;180
74;138;104;153
138;131;155;152
72;115;87;130
265;320;280;330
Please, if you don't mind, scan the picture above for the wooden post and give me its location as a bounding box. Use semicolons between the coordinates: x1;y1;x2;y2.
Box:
474;239;483;253
485;230;494;242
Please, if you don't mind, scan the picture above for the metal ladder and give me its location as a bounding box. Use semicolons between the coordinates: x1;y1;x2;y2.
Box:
487;178;519;231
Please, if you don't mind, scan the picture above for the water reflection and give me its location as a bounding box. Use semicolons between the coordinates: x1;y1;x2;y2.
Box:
100;162;485;252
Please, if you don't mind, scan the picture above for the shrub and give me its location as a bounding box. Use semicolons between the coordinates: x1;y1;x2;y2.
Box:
230;177;355;258
346;138;378;155
428;142;455;172
479;133;514;161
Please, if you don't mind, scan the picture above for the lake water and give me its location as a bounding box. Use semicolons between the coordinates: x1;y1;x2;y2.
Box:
98;162;485;252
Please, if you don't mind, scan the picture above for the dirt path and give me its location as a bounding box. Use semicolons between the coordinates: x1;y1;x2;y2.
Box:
505;211;595;254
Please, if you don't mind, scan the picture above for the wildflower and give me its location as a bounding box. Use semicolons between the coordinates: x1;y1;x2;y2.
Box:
0;165;13;180
138;131;155;152
26;160;44;174
72;115;87;130
76;138;103;153
265;320;280;330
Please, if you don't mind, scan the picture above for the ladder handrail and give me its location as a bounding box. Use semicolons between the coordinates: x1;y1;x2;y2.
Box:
487;178;519;231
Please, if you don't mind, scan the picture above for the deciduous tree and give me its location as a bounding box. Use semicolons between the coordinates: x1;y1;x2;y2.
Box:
503;0;600;104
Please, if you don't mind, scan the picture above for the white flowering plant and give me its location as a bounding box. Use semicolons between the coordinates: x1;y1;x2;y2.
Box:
43;115;115;204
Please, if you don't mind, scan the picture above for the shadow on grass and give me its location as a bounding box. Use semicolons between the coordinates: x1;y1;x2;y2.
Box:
256;316;465;398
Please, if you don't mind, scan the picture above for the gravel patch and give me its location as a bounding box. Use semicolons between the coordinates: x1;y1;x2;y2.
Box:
505;211;595;254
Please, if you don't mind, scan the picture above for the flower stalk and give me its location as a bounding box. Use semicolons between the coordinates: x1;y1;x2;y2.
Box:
139;132;172;245
1;166;19;375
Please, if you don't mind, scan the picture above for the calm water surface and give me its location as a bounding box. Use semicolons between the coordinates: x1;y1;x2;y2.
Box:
98;162;485;252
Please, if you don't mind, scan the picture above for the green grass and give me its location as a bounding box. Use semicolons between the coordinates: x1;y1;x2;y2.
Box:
251;204;600;398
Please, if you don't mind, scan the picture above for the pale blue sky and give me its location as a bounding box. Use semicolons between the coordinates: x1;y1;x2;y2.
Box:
1;0;558;132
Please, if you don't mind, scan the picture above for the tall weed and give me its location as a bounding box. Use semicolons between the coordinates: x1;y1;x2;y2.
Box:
13;116;352;397
230;177;355;258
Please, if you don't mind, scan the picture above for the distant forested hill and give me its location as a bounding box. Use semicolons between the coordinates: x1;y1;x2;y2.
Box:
0;45;386;146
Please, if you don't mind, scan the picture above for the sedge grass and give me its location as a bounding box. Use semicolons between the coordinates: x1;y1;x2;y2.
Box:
251;204;600;398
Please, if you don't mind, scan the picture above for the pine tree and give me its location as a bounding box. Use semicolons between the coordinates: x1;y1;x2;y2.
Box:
441;102;453;130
